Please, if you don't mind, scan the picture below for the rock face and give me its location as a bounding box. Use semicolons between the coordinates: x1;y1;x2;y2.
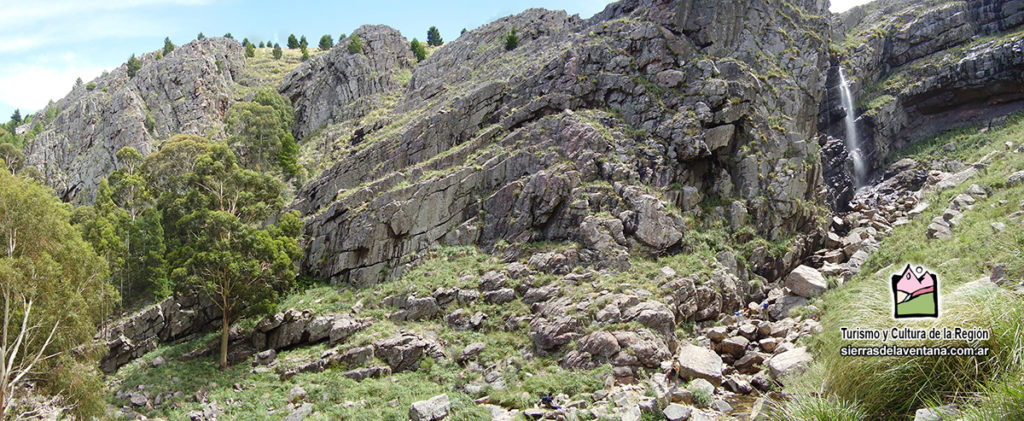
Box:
280;25;414;139
100;295;221;373
295;0;832;287
821;0;1024;192
23;38;245;202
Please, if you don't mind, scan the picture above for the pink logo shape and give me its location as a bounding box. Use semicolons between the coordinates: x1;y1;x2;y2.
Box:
894;265;935;298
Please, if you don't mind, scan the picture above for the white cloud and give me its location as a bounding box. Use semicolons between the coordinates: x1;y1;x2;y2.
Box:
0;62;105;112
0;0;210;28
830;0;875;13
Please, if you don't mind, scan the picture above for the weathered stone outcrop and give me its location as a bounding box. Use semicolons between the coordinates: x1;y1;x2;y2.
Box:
23;38;244;202
295;0;832;287
100;295;221;373
279;25;414;139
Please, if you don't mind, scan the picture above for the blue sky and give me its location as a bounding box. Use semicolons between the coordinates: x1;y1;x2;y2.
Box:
0;0;873;123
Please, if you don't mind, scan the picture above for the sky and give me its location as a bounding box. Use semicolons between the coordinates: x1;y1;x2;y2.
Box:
830;0;874;13
0;0;876;123
0;0;615;123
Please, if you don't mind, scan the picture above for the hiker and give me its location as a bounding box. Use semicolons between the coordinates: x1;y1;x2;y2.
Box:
540;394;562;410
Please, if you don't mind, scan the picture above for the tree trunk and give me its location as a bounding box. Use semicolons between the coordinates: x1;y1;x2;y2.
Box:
219;310;229;369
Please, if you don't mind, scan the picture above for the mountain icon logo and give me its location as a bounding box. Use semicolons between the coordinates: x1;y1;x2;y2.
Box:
892;265;938;318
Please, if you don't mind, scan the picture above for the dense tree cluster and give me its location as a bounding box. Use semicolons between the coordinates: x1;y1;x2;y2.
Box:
0;166;115;418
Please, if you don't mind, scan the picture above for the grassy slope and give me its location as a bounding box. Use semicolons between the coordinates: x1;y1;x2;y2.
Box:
107;246;616;420
773;113;1024;419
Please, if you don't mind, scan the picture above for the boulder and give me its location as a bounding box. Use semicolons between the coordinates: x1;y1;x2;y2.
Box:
409;394;450;421
663;403;693;421
784;265;827;298
674;345;724;387
374;333;446;372
767;347;813;382
719;336;749;359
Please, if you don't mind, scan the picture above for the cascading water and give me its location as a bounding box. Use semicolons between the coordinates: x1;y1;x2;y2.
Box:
837;67;866;188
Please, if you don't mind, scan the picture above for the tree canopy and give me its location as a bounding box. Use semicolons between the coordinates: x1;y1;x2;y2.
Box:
319;34;334;50
348;34;363;54
411;39;426;62
0;167;114;418
427;26;443;46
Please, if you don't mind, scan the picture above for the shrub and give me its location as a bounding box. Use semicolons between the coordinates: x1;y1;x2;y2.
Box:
223;32;233;39
319;34;333;50
300;46;309;61
162;37;174;56
505;28;519;51
427;26;443;46
348;34;363;54
410;38;426;61
273;44;283;60
197;32;205;40
126;54;141;77
245;42;255;58
86;82;96;91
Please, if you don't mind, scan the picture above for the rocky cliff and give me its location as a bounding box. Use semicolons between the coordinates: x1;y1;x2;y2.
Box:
292;0;833;287
22;38;244;202
820;0;1024;205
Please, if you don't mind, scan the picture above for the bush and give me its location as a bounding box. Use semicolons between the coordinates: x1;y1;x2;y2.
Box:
126;55;141;78
427;26;443;46
85;82;96;91
410;38;426;61
245;42;255;58
287;34;299;49
163;37;174;56
197;32;205;40
300;46;309;61
348;34;363;54
505;28;519;51
273;45;283;60
319;34;333;50
224;32;233;39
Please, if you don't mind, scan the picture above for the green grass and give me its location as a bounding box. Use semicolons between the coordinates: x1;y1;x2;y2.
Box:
767;395;869;421
775;107;1024;418
237;47;326;89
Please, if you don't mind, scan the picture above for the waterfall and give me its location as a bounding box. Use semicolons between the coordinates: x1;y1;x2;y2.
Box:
838;67;866;187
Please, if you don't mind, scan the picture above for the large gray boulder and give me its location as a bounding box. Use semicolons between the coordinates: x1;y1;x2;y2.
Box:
785;265;827;298
674;344;724;387
409;394;450;421
767;347;813;382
